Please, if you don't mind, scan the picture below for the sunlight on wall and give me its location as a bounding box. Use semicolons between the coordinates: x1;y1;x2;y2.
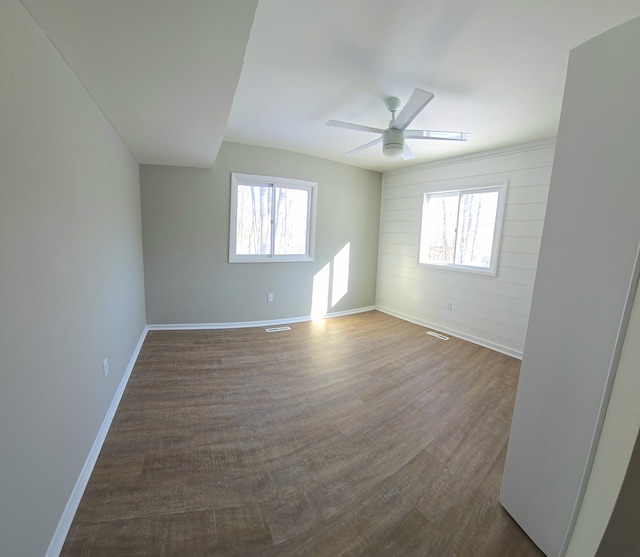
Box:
311;262;331;320
331;243;351;307
311;242;351;320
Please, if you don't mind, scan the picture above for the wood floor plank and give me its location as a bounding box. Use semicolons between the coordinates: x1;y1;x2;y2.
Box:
61;311;543;556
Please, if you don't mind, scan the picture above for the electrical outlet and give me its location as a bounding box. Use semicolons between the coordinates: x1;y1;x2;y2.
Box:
102;358;109;378
267;293;274;302
446;302;453;311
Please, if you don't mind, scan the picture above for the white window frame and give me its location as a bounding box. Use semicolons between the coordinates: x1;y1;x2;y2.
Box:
418;180;508;276
229;173;317;263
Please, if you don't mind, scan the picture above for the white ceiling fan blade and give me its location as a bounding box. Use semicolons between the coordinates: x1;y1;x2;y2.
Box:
405;130;470;141
326;120;385;135
401;142;415;160
392;89;434;131
344;136;382;156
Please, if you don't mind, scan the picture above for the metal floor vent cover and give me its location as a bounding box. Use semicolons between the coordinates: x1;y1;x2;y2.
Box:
265;326;292;333
427;331;449;340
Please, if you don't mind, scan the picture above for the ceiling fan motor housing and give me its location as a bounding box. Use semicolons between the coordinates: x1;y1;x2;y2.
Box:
383;128;404;157
327;89;466;159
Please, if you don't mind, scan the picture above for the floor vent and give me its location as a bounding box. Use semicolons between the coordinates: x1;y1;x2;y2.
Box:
427;331;449;340
265;326;292;333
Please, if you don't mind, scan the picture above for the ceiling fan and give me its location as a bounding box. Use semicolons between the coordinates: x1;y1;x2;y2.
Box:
327;88;469;160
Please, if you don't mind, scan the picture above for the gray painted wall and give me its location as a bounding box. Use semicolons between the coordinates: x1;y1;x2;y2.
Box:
0;2;147;556
500;16;640;557
141;142;382;324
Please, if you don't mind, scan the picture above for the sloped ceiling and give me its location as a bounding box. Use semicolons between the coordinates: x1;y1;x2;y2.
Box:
21;0;640;173
21;0;258;167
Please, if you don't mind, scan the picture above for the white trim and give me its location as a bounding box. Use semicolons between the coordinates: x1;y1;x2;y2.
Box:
384;137;557;179
229;172;318;263
559;243;640;557
418;180;508;276
45;303;516;556
46;326;149;557
146;304;520;358
376;305;523;360
147;306;377;331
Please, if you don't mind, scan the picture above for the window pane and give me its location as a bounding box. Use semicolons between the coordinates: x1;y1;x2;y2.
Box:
454;191;499;268
235;184;272;255
274;187;309;255
420;194;458;264
230;173;317;263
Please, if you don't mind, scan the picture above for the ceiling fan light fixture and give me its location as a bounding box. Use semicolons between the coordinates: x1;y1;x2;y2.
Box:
383;128;404;158
383;144;404;158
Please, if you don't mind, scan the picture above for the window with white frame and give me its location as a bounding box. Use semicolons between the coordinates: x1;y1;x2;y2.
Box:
229;173;317;263
418;182;507;275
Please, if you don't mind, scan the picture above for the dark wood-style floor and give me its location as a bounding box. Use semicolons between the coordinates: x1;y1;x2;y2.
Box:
62;311;543;556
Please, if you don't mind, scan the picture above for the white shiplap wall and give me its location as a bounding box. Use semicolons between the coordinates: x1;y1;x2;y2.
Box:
376;139;556;358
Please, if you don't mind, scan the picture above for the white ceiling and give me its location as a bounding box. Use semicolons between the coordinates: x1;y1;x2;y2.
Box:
21;0;640;173
21;0;258;167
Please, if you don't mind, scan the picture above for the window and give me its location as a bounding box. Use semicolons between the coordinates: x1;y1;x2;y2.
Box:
229;173;317;263
419;182;507;275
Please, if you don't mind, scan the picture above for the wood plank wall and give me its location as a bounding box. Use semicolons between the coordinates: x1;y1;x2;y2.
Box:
376;140;556;358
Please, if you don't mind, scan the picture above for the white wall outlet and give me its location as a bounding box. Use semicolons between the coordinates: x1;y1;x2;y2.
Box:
447;302;453;311
267;293;274;302
102;358;109;378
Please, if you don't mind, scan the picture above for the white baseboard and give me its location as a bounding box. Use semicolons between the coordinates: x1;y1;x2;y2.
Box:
46;303;513;555
47;306;378;555
46;326;149;557
146;305;377;331
376;306;523;360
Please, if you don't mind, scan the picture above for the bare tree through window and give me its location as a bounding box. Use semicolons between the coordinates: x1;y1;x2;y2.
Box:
419;185;504;274
230;174;316;262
